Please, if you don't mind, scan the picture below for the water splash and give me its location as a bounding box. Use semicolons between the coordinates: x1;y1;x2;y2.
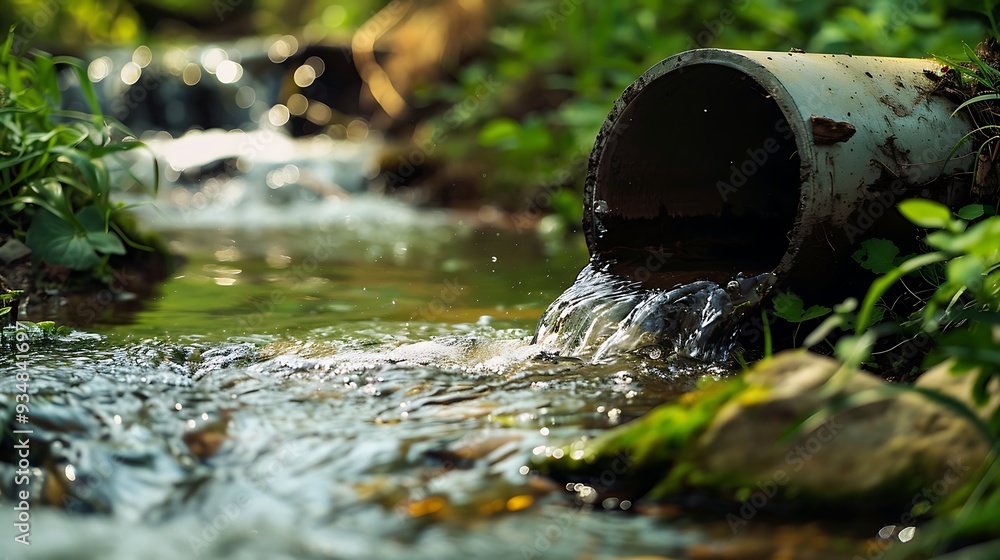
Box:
533;263;774;363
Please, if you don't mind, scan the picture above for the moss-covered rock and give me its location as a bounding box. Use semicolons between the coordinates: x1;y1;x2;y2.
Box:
535;351;991;516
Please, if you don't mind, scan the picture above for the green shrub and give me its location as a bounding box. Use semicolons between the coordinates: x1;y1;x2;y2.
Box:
0;27;156;272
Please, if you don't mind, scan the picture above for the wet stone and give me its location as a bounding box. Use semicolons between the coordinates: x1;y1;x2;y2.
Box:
0;238;31;264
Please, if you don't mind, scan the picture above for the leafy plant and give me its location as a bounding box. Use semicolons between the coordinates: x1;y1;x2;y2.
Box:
772;291;831;347
804;200;998;371
0;27;157;271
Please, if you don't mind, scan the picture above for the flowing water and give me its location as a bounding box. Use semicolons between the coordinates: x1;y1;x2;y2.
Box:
2;140;866;558
533;263;774;363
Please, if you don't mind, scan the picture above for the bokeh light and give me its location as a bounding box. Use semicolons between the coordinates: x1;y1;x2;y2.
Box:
286;93;308;115
267;35;299;63
87;56;113;82
268;104;290;126
201;47;228;73
215;60;243;84
182;63;202;86
235;86;256;109
293;64;316;88
120;61;141;85
132;45;152;68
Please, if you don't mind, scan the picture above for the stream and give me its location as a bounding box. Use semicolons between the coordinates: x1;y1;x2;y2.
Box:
1;189;868;559
0;51;876;556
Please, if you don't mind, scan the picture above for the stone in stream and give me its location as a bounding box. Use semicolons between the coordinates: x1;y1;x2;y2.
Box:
535;351;991;514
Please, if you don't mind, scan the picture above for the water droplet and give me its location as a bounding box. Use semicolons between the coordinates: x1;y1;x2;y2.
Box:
898;527;916;542
491;256;497;262
594;200;609;214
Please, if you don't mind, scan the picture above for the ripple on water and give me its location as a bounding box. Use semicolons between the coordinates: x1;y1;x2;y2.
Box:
0;323;713;560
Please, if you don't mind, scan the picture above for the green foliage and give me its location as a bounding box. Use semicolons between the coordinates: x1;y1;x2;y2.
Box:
773;292;832;323
852;238;901;273
421;0;986;215
797;198;1000;551
0;27;155;270
0;288;21;324
807;199;999;373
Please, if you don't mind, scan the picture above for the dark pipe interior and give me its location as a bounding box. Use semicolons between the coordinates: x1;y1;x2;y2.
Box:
591;64;801;288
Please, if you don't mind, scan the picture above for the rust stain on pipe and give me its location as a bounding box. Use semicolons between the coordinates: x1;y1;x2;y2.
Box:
811;116;857;145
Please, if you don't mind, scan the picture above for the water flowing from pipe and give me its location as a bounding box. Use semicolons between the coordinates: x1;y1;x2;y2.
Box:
533;263;774;363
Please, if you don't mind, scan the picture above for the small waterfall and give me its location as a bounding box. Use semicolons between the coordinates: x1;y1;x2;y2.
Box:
533;263;774;363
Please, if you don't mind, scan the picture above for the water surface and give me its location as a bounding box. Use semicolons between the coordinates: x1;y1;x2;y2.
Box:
1;197;866;559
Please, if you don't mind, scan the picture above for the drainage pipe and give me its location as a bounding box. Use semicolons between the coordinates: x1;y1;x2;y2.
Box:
584;49;977;300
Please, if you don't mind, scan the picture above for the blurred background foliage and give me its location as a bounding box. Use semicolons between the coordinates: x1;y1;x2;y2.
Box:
0;0;994;221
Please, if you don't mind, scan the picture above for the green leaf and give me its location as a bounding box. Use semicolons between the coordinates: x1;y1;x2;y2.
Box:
856;252;949;333
834;331;876;365
946;255;984;288
772;291;831;323
957;204;987;220
85;231;125;255
25;205;123;269
951;92;1000;115
898;199;954;230
26;210;101;269
800;304;833;321
772;292;804;322
76;204;107;232
853;238;900;273
973;369;994;406
477;118;520;147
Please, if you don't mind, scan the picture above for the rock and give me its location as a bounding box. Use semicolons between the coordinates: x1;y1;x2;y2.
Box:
537;351;991;512
915;359;1000;423
0;238;31;265
689;351;989;501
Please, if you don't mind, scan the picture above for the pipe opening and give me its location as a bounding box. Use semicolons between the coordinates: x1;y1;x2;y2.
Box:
590;64;802;288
